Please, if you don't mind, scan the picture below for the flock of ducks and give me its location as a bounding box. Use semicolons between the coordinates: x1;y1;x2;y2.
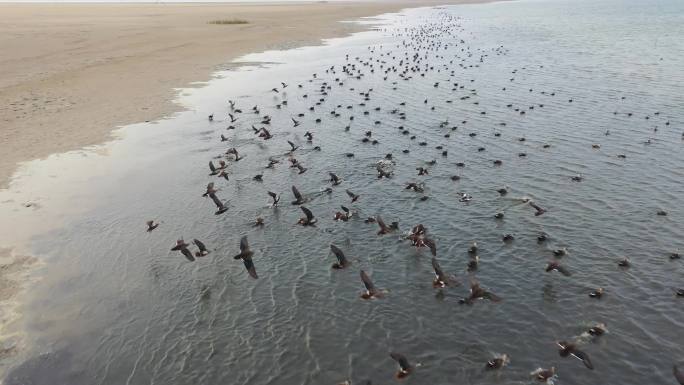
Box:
143;10;682;385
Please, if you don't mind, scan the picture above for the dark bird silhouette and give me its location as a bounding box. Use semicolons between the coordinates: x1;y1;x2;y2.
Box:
226;148;243;161
431;257;458;287
557;341;594;370
330;244;350;269
346;189;360;202
545;261;572;276
202;182;217;197
530;201;547;216
193;239;209;257
329;172;342;186
334;205;352;221
295;163;307;174
171;240;194;262
460;279;501;304
146;220;159;232
405;182;424;193
209;160;219;175
208;191;228;214
360;270;384;299
268;191;280;206
390;352;413;379
376;216;398;235
291;185;305;205
287;140;299;152
298;206;317;226
233;236;257;279
618;258;631;268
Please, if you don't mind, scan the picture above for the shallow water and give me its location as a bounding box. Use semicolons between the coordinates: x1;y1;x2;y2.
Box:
2;0;684;384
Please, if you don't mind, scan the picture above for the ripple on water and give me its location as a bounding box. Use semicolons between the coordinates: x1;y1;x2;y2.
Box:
3;0;684;384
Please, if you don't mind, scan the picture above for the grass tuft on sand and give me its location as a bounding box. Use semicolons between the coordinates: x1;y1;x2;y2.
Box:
208;19;249;25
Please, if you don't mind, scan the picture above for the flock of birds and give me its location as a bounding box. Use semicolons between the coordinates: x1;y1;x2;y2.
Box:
142;11;682;385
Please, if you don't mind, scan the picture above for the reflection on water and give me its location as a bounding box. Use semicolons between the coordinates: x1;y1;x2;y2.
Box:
2;0;684;383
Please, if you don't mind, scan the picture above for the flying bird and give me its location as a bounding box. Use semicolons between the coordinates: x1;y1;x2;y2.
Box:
146;220;159;232
208;191;228;215
298;206;317;226
346;189;360;202
233;236;257;279
390;352;414;379
557;341;594;370
330;244;350;269
268;191;280;206
291;185;305;205
360;270;384;299
193;239;209;257
171;240;194;262
376;216;398;235
431;257;458;287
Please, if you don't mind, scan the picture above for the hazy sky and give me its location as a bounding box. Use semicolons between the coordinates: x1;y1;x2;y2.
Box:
1;0;369;2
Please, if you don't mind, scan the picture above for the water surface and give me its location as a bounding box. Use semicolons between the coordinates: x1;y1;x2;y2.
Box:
3;0;684;384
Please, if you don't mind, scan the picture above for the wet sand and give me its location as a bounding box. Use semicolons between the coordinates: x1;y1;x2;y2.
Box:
0;0;485;190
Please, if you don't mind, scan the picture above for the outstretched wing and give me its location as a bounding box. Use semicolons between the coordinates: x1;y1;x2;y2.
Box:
287;140;297;151
376;216;388;232
193;239;206;252
243;255;258;279
390;352;411;371
572;350;594;370
181;248;195;262
209;161;216;173
330;244;348;265
301;206;314;222
239;236;249;253
341;205;350;214
424;238;437;256
292;185;303;201
557;265;572;276
346;189;356;199
360;270;376;293
431;257;447;281
484;290;502;302
209;192;224;209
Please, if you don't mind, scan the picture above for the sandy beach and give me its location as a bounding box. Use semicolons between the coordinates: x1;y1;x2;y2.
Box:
0;1;484;190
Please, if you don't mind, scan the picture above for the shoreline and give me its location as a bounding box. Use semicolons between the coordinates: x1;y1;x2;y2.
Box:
0;0;492;375
0;0;487;190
